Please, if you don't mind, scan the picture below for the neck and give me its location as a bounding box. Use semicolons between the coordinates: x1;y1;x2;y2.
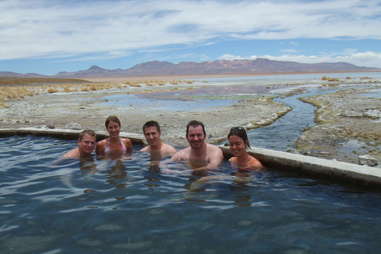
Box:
236;151;249;163
109;136;120;143
150;141;162;151
79;150;91;159
192;143;207;156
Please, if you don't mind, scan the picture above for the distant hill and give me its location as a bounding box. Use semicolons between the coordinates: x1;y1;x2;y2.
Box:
2;58;380;78
0;71;46;78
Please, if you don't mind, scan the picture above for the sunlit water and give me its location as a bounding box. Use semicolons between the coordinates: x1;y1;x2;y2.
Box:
1;136;381;254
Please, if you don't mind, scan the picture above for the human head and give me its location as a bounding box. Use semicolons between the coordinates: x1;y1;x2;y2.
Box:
186;120;206;149
105;115;121;128
186;120;206;137
142;120;161;134
105;115;121;137
227;127;250;148
142;120;161;146
78;129;96;155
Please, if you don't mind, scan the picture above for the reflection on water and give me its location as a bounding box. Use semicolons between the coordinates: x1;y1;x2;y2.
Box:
1;136;381;253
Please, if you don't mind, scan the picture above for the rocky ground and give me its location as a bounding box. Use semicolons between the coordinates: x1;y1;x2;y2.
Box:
0;80;290;147
296;84;381;166
1;75;381;166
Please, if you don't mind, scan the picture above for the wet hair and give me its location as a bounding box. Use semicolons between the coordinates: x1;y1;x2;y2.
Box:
186;120;206;137
142;120;161;134
105;115;121;128
78;129;96;141
228;127;250;148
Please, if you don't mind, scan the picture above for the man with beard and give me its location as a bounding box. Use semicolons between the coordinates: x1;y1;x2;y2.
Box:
171;120;223;171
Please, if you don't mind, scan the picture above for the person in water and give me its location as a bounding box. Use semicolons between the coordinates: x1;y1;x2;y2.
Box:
140;120;176;159
189;127;263;191
227;126;263;171
96;115;133;159
63;129;97;160
171;120;223;171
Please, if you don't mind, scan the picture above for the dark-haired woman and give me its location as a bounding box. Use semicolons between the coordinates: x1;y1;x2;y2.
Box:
96;115;133;159
227;127;263;171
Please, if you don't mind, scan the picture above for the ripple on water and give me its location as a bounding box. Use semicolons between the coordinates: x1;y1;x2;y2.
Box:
1;136;381;253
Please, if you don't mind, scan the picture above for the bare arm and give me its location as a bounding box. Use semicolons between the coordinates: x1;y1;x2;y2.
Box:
205;145;224;170
171;148;189;162
123;138;133;154
164;144;177;157
96;140;105;156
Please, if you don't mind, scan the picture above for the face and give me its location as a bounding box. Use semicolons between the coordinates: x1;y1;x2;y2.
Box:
187;125;205;149
78;134;96;155
228;135;246;157
144;126;161;146
106;120;120;137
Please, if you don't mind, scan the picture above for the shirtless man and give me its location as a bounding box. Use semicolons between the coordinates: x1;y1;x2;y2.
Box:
140;120;176;160
171;120;223;171
63;129;96;160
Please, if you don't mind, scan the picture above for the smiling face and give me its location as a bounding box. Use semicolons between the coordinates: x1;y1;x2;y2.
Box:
106;120;121;138
78;134;96;155
187;125;206;149
228;135;247;157
143;125;161;146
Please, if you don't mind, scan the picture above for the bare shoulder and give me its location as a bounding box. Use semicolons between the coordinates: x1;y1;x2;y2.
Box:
207;144;223;156
248;156;264;170
122;138;133;147
63;148;79;159
171;147;190;161
162;143;177;155
97;139;107;146
140;145;150;152
96;139;106;154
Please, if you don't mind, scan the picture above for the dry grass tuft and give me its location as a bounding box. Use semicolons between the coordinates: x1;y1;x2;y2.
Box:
0;77;194;108
321;76;340;82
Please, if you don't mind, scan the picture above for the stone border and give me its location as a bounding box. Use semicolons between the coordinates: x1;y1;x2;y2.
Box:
0;127;145;145
221;146;381;187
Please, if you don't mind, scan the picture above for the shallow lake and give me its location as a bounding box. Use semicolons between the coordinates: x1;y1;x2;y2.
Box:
1;136;381;253
100;94;235;112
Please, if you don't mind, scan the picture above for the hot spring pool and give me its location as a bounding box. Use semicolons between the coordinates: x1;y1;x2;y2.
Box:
1;136;381;254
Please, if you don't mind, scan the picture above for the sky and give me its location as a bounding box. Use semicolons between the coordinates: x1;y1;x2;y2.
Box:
1;0;381;75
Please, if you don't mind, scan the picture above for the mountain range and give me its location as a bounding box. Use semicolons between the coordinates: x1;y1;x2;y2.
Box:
1;58;380;79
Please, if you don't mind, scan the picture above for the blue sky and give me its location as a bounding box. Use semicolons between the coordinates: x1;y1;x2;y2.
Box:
1;0;381;75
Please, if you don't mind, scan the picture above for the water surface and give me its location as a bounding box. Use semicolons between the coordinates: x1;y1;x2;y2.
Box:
1;136;381;254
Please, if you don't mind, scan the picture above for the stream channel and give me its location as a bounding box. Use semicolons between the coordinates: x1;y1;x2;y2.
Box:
248;86;337;152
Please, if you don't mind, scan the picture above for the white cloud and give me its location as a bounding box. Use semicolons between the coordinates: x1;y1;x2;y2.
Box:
219;51;381;68
0;0;381;60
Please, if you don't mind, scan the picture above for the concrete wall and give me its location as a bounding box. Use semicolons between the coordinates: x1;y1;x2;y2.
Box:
221;146;381;188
